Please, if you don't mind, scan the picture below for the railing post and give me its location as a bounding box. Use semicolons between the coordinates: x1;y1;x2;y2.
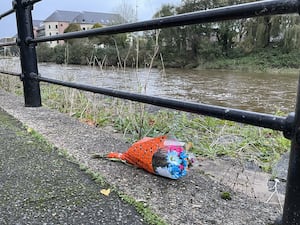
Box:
281;75;300;225
13;0;41;107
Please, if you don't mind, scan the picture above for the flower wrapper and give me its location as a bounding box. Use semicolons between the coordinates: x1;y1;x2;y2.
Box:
107;135;192;179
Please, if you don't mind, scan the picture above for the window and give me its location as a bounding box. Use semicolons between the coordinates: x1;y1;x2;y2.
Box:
49;32;51;36
60;23;63;27
55;24;58;29
83;27;86;30
48;25;51;29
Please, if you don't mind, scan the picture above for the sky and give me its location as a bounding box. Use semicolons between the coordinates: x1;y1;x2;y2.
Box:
0;0;181;37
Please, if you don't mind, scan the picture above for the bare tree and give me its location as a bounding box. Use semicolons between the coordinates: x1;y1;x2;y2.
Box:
114;0;137;23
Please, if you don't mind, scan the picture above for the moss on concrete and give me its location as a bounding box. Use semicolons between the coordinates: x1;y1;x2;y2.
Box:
0;108;149;225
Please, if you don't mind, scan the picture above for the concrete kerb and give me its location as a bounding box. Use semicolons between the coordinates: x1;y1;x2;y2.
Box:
0;89;281;225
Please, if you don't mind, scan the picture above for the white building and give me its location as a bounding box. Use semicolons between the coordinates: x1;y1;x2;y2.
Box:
44;10;123;47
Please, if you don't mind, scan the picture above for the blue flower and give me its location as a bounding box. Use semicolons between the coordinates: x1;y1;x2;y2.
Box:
168;164;182;179
181;168;187;177
179;151;188;160
167;151;182;166
179;151;188;167
182;158;188;167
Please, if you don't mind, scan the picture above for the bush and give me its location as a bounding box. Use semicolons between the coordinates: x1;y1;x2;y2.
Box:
53;45;65;64
36;43;54;62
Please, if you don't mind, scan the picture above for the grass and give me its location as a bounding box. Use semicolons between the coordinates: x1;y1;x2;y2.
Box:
0;69;290;224
118;193;168;225
198;48;300;74
79;163;168;225
39;83;290;172
0;72;291;173
10;107;168;225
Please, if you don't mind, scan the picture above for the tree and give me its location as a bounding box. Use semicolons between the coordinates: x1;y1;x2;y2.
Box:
176;0;219;60
64;23;81;33
63;23;82;46
283;15;300;53
36;43;54;62
89;23;127;48
152;5;179;63
216;21;237;55
63;23;93;64
114;0;136;23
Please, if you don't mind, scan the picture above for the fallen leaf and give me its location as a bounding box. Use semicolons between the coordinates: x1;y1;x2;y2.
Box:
27;127;33;133
80;118;97;127
185;142;193;151
100;188;111;196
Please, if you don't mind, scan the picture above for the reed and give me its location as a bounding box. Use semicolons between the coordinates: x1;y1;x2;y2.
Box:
0;48;290;174
39;83;292;172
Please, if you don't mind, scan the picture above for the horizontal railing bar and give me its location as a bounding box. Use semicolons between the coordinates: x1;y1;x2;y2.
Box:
0;9;14;20
30;0;300;44
0;0;41;20
0;41;17;47
0;70;21;77
38;76;289;132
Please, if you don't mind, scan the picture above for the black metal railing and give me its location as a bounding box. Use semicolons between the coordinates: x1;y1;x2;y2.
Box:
0;0;300;224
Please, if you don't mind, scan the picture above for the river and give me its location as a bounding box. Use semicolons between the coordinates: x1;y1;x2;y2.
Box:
1;58;298;114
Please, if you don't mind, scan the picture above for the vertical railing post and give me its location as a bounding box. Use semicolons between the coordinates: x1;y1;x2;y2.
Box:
13;0;41;107
281;76;300;225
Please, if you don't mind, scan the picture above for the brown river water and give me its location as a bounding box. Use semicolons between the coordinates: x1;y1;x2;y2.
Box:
1;58;298;114
38;63;299;114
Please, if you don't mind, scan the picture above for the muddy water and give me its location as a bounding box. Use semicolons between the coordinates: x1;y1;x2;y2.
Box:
1;58;298;114
38;64;298;114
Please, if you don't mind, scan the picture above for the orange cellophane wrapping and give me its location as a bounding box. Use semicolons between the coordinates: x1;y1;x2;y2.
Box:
107;135;167;174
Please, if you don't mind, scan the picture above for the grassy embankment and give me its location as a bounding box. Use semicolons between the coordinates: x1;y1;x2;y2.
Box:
0;68;290;174
197;48;300;74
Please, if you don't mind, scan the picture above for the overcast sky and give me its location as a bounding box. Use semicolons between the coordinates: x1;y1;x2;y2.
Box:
0;0;181;37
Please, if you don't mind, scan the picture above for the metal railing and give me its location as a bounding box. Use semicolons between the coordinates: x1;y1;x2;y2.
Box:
0;0;300;224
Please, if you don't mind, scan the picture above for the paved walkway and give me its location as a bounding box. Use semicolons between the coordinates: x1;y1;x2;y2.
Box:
0;109;147;225
0;89;281;225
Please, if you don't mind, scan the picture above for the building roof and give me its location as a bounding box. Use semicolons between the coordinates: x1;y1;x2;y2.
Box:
73;11;122;25
44;10;123;25
32;20;43;28
32;20;45;32
44;10;81;22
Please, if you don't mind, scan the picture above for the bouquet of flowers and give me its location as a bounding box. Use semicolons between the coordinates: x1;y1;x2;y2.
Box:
107;135;193;179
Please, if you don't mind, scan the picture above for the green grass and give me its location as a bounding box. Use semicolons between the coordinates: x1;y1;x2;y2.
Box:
0;74;291;173
39;84;291;172
199;48;300;73
118;193;168;225
16;116;167;225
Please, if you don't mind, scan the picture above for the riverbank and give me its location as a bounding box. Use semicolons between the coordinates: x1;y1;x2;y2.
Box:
0;89;282;224
196;61;300;75
196;63;300;75
195;49;300;75
0;71;291;173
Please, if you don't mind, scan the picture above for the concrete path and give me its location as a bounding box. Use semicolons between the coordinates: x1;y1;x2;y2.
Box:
0;108;148;225
0;89;281;225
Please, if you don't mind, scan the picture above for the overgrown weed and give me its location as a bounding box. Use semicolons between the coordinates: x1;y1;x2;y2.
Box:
0;73;290;172
40;84;291;172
